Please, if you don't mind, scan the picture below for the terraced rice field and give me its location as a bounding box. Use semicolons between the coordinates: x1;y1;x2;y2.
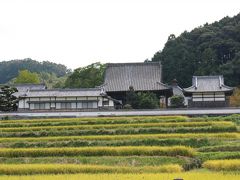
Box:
0;115;239;179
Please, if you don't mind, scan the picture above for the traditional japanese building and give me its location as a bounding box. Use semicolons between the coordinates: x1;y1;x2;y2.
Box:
17;88;114;111
101;62;172;107
183;75;233;107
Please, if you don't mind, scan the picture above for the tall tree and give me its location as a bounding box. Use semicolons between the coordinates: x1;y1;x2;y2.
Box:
0;58;69;84
64;62;105;88
152;13;240;87
14;70;40;84
0;86;18;111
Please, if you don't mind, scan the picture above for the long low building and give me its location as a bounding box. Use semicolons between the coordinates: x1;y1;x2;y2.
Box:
17;88;114;111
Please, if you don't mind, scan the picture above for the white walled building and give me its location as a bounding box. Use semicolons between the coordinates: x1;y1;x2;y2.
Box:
17;88;114;111
183;76;233;107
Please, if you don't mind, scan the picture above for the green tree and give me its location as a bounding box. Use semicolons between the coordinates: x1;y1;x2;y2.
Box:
65;62;105;88
126;87;139;108
152;13;240;87
170;95;185;108
14;70;40;84
38;72;68;88
126;90;159;109
0;86;18;111
0;58;69;84
137;92;159;109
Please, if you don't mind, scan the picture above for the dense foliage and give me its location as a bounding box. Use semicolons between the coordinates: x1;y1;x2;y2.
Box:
230;87;240;107
152;13;240;87
126;90;159;109
64;62;105;88
0;86;18;111
38;72;67;88
170;95;185;108
0;58;69;84
13;70;40;84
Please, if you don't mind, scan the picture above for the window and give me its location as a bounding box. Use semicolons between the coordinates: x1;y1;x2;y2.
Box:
34;103;45;109
82;102;88;108
82;102;95;108
77;102;82;109
88;102;93;108
34;103;39;109
61;103;72;109
40;103;45;109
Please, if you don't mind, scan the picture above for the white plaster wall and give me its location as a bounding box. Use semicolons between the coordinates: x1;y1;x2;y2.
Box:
98;97;103;107
77;97;87;100
56;97;65;101
29;104;34;110
39;97;50;101
29;98;39;101
88;97;98;100
66;97;76;100
109;100;114;107
18;100;25;109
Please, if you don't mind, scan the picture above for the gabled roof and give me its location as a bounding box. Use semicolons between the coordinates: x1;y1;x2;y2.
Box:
102;62;170;92
13;83;47;97
183;75;233;93
14;83;46;92
171;85;184;96
19;88;104;98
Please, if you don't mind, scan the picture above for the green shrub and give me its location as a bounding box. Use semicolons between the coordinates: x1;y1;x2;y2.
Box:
170;95;185;108
123;104;132;109
126;91;159;109
182;158;202;171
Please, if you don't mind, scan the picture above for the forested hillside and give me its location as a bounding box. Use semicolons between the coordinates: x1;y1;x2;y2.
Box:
0;58;70;84
152;13;240;87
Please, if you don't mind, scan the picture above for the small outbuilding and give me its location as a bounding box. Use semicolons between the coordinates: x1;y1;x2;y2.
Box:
183;75;233;107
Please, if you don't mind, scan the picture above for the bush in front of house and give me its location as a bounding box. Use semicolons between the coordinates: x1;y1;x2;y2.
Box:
170;95;185;108
126;91;159;109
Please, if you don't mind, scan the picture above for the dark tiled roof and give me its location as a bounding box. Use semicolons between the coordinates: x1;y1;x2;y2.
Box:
102;62;170;92
19;88;104;98
14;83;46;92
183;76;233;93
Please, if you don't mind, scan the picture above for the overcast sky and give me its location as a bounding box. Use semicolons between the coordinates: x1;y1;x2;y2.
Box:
0;0;239;69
